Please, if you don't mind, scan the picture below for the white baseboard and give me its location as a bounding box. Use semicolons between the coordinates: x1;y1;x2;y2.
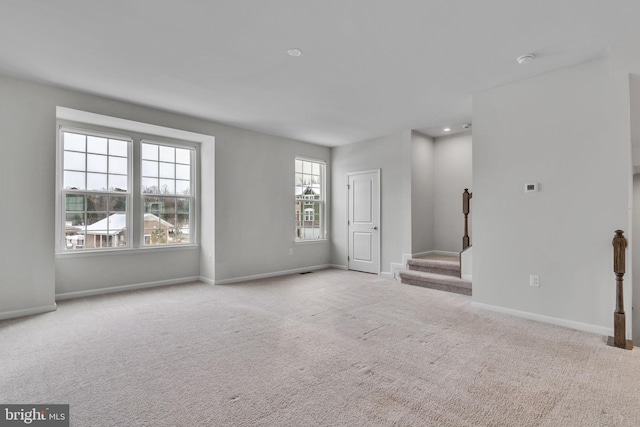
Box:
55;276;201;300
198;276;215;285
0;303;57;321
214;265;333;285
380;271;395;280
470;302;613;337
330;264;348;271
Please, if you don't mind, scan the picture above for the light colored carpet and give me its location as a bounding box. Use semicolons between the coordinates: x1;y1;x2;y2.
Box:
1;269;639;426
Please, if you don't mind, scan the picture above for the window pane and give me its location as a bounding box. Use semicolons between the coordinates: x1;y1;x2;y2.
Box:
64;151;85;171
64;171;85;190
87;154;107;173
64;132;85;152
174;213;189;243
65;195;85;211
142;177;158;194
159;146;175;162
143;197;160;213
176;164;190;180
109;139;128;157
86;212;107;227
86;194;108;211
161;213;175;227
303;161;312;174
159;179;175;194
312;162;320;175
66;212;85;227
64;212;85;250
142;160;158;177
141;143;158;160
160;197;176;213
109;156;127;174
176;180;190;195
87;136;108;154
109;174;127;192
110;196;127;212
176;148;190;165
87;173;107;191
176;198;189;213
159;162;175;179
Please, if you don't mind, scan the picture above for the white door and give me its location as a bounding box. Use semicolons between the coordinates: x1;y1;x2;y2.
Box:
347;170;380;274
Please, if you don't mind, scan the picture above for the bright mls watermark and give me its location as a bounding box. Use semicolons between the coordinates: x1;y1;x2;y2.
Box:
0;405;68;426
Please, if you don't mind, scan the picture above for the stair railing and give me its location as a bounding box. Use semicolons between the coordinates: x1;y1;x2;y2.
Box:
462;188;472;250
610;230;633;350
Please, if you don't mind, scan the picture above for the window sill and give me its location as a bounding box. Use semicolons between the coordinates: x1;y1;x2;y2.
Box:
294;239;328;245
55;244;199;258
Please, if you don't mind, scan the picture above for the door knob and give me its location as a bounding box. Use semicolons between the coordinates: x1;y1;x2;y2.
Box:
372;226;378;230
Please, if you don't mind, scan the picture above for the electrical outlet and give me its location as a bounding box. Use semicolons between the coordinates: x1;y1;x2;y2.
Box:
529;275;540;287
289;248;293;256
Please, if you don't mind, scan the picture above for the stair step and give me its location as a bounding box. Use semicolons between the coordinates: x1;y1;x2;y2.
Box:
398;270;472;296
407;258;460;277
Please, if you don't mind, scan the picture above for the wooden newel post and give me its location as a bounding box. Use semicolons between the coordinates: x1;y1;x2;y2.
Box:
609;230;633;350
462;189;472;250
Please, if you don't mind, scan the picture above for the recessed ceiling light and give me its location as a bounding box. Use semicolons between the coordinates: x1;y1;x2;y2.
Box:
287;48;302;57
443;128;451;132
516;54;534;65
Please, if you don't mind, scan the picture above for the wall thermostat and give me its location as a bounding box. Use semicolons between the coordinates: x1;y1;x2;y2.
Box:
525;183;538;193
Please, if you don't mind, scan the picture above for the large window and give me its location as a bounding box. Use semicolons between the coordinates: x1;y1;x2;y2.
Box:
59;127;197;251
295;158;325;240
62;130;130;250
141;142;194;246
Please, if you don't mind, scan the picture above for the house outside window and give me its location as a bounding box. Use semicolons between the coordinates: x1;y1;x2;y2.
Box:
58;127;197;252
295;158;326;240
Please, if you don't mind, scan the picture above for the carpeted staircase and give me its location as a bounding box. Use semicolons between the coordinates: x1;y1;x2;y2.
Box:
398;255;472;296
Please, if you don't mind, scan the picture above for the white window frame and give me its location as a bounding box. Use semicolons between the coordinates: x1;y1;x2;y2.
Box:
140;140;196;248
295;157;326;242
57;127;133;253
56;124;199;254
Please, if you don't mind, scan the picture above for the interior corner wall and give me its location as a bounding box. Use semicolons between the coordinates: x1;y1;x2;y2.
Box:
410;131;435;255
433;132;472;253
633;174;640;344
472;58;630;336
0;73;331;319
331;131;413;274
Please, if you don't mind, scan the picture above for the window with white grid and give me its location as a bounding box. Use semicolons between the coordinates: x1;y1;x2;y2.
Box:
295;158;325;240
58;127;197;252
61;130;130;250
141;142;194;246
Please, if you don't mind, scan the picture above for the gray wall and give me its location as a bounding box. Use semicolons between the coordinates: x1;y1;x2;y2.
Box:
214;131;330;281
473;58;631;335
0;73;330;319
410;131;435;255
634;174;640;343
434;132;472;253
331;131;412;275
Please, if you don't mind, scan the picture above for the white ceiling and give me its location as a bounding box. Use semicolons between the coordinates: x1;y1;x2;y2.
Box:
1;0;640;146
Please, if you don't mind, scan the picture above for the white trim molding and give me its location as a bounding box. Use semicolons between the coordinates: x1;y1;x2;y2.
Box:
55;276;201;300
214;265;333;285
471;302;613;337
0;304;57;321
